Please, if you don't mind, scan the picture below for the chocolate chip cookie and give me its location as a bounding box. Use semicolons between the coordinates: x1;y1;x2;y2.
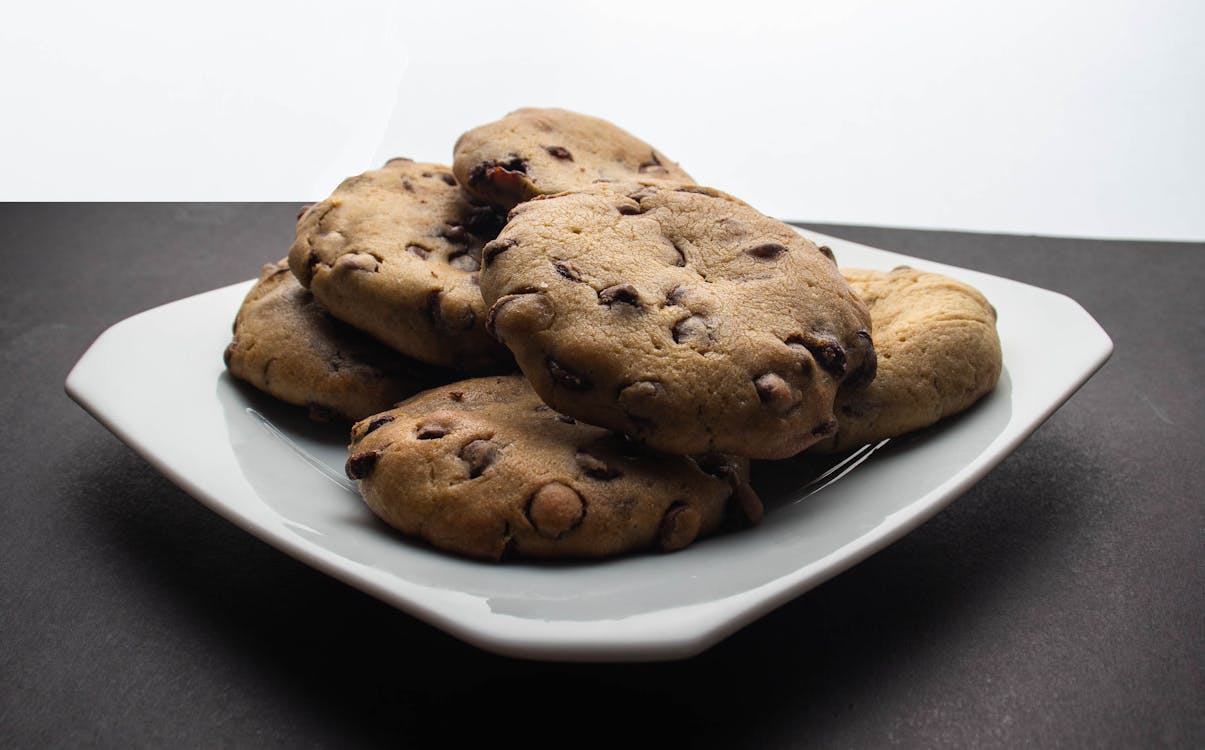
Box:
452;107;694;210
224;259;446;422
478;182;876;459
345;375;762;560
811;266;1002;453
289;158;512;371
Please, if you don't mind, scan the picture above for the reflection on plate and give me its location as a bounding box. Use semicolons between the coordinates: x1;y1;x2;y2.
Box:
65;229;1112;661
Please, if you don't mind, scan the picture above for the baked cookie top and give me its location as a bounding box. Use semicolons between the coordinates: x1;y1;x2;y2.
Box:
452;107;694;210
224;259;446;422
811;266;1002;453
345;375;762;561
289;158;512;371
478;182;876;459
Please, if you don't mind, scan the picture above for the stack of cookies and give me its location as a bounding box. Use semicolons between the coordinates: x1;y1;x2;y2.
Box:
225;107;1002;561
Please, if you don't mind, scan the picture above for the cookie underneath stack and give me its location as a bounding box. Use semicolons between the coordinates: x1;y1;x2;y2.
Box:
225;107;1002;561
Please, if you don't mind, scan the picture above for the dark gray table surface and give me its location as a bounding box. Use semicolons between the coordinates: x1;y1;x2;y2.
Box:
2;204;1201;748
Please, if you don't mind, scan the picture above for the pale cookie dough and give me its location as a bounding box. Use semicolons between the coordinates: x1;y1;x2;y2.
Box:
479;182;876;460
345;375;763;561
811;266;1002;453
452;107;694;210
289;158;512;371
224;259;447;422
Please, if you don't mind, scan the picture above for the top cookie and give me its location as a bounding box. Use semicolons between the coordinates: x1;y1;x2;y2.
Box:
811;266;1002;453
479;182;876;460
224;259;445;422
452;107;694;210
289;159;512;372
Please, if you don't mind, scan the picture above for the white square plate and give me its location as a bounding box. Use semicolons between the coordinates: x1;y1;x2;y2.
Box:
66;229;1112;661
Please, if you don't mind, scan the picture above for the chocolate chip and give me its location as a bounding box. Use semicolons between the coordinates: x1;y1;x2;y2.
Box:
817;244;836;263
416;420;452;440
438;172;457;186
459;439;498;478
345;450;381;480
467;163;489;186
598;283;641;307
745;242;789;260
402;179;414;192
468;157;528;187
553;260;585;282
754;372;800;413
842;330;877;388
526;482;585;539
356;414;395;440
658;502;701;551
544;145;573;160
812;342;847;377
463;204;506;237
548;358;591;390
498;156;527;173
467;163;491;186
616;202;642;216
575;450;622;480
482;237;516;268
788;334;847;377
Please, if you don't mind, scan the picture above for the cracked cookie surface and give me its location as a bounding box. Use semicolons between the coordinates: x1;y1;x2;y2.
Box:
346;375;762;561
289;158;512;371
452;107;694;211
479;182;876;459
811;266;1002;453
224;259;446;422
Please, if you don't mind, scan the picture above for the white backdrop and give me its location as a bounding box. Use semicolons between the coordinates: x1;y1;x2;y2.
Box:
3;0;1202;240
